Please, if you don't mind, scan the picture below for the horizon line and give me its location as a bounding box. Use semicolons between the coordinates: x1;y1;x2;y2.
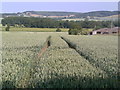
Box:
1;10;118;14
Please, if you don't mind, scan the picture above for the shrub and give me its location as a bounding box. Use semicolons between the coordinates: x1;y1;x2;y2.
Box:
5;24;10;31
68;29;82;35
56;28;61;32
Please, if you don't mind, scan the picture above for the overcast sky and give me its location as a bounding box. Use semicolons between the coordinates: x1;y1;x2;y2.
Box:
2;2;118;13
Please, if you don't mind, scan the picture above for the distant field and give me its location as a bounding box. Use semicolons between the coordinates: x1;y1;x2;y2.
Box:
62;18;85;21
1;27;69;32
62;15;119;21
1;26;93;33
95;15;119;21
62;18;102;21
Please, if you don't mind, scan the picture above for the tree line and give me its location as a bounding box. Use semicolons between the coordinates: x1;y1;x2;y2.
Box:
2;17;119;29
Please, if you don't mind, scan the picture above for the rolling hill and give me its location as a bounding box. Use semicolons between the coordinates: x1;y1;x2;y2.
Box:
1;11;119;21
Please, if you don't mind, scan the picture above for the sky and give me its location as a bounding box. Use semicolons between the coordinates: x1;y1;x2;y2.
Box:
1;2;119;13
1;0;120;2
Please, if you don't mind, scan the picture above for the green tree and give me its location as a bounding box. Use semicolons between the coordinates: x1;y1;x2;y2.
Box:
68;23;82;35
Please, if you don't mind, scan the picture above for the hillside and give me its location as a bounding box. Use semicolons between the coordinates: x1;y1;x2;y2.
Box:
2;11;119;20
23;11;118;17
23;11;78;16
75;11;118;18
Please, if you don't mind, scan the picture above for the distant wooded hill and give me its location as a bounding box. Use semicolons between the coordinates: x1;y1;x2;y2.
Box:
2;11;119;18
75;11;118;18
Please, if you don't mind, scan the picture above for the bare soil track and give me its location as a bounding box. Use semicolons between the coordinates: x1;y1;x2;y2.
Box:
38;36;51;57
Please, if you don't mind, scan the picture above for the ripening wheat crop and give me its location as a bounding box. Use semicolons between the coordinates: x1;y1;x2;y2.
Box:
29;35;116;88
62;35;118;77
2;32;50;88
2;32;119;88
